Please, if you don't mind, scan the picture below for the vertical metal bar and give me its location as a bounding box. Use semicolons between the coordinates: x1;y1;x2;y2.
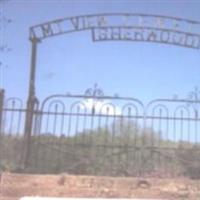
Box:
119;114;123;168
57;103;65;172
158;108;162;169
133;112;138;176
67;104;73;139
16;107;22;136
51;103;59;171
60;108;65;135
173;114;176;143
150;112;155;173
180;110;183;144
32;103;40;171
32;101;39;136
172;109;177;177
53;104;58;135
195;113;198;145
103;106;109;167
57;104;65;172
0;89;4;135
97;108;102;172
165;116;169;146
82;107;87;144
75;105;80;145
158;108;162;147
9;100;15;134
55;103;63;173
90;106;94;145
187;115;191;145
126;107;131;172
110;106;116;173
45;110;50;134
164;113;169;176
0;89;4;169
23;37;39;169
140;105;147;176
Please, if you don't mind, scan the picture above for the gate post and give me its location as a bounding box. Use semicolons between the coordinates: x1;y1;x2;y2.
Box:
0;89;4;170
23;37;39;169
0;89;4;135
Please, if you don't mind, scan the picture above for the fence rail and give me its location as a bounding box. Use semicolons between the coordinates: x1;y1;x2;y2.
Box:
0;89;200;177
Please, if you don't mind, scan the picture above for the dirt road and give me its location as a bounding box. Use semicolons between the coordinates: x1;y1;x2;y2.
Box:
0;173;200;200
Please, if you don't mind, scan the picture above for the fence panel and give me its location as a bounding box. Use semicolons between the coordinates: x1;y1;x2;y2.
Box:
1;91;200;178
0;96;26;171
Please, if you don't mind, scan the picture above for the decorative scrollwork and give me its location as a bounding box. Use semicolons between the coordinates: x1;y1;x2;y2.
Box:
187;86;200;118
84;83;104;98
188;86;200;101
84;83;104;115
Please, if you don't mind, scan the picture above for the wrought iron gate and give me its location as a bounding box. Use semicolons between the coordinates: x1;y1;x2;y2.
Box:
21;86;200;176
1;13;200;177
1;86;200;176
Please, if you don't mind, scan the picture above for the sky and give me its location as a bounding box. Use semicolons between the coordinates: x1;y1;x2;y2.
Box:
1;0;200;104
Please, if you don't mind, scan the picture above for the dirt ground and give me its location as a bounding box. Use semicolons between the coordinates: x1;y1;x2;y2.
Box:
0;173;200;200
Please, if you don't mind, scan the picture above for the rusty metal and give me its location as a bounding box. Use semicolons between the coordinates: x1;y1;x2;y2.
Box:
22;87;200;174
0;89;4;135
0;96;25;171
23;37;40;169
1;87;200;175
29;13;200;49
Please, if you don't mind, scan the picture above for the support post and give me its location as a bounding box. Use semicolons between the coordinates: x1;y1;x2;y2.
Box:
23;37;39;169
0;89;4;135
0;89;4;169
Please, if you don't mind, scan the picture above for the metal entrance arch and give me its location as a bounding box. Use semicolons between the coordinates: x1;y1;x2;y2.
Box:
23;13;200;175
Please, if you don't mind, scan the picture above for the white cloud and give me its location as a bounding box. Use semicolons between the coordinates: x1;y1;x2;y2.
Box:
80;98;121;116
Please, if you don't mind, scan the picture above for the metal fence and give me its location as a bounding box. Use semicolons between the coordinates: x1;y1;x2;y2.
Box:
0;88;200;177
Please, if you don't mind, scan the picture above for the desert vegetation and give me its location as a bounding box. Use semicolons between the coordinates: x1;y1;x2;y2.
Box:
0;120;200;179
